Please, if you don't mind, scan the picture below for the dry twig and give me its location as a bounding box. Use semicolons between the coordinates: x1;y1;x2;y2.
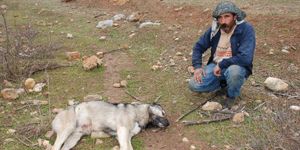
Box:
182;115;233;126
154;95;162;103
253;102;266;111
175;94;217;122
125;90;143;101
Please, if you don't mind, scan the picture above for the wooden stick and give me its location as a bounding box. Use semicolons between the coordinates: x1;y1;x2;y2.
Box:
154;95;162;103
182;115;232;126
253;102;266;111
175;94;217;122
125;90;143;101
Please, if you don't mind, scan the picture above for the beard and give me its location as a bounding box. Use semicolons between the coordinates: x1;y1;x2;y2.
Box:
220;23;235;33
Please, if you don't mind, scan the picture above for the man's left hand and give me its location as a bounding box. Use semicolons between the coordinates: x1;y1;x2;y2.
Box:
213;64;221;77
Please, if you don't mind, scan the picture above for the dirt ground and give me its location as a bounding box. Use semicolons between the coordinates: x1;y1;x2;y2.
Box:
0;0;300;149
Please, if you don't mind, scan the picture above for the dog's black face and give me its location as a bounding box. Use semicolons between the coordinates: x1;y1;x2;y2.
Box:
148;104;170;128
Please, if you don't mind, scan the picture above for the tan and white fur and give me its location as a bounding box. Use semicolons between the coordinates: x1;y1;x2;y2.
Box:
51;101;169;150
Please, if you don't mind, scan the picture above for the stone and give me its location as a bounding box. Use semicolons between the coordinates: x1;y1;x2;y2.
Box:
232;112;245;123
84;94;103;101
176;52;183;56
182;137;189;143
99;36;107;41
96;51;104;58
52;108;64;114
6;129;16;134
66;51;81;60
139;21;161;28
264;77;289;92
112;14;126;21
66;33;73;39
24;78;36;90
151;65;162;71
96;20;113;29
68;99;78;106
3;80;13;88
269;49;274;55
190;145;196;150
128;33;136;38
120;80;128;87
202;101;222;111
33;83;46;92
1;88;19;100
113;83;121;88
45;131;54;139
127;12;141;22
187;66;194;73
290;105;300;111
281;49;290;53
82;55;103;71
174;7;183;11
287;63;298;73
95;139;104;145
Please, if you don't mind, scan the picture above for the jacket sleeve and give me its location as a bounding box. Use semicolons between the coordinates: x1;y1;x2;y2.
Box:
219;24;256;69
192;28;212;69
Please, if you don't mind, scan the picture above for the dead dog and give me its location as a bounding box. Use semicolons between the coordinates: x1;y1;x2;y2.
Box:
51;101;169;150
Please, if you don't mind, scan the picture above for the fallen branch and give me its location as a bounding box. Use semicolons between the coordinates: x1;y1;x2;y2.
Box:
125;90;143;101
182;115;232;126
154;95;162;103
253;102;266;111
15;136;31;147
103;47;128;55
27;62;73;76
175;94;217;122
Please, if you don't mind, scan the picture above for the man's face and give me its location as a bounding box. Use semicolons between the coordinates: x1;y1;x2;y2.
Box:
217;13;236;33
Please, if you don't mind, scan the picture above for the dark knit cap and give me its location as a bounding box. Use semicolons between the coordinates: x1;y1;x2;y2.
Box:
212;1;246;21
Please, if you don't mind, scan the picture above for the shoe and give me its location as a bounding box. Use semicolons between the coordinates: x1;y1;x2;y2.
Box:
221;97;235;109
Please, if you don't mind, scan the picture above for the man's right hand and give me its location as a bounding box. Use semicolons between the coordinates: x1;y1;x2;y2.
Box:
194;68;206;83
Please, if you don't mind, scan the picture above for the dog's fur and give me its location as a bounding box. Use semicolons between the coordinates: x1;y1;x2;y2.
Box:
51;101;169;150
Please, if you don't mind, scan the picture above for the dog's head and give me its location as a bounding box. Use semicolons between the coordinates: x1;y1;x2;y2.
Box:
148;103;169;128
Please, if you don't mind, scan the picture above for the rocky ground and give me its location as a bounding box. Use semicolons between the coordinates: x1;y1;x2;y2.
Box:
0;0;299;150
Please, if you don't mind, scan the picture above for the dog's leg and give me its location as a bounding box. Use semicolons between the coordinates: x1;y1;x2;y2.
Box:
117;126;133;150
52;109;77;150
52;129;74;150
60;130;84;150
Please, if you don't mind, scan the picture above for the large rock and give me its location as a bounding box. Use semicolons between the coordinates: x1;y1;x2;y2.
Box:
264;77;289;92
1;88;19;100
24;78;36;90
82;55;103;71
112;14;126;21
127;12;142;22
202;101;222;111
96;20;113;29
66;51;80;60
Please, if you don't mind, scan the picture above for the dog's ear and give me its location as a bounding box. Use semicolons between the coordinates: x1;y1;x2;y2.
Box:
148;104;165;117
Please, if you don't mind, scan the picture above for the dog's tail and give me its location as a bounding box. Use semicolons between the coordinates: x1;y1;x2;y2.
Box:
52;106;77;150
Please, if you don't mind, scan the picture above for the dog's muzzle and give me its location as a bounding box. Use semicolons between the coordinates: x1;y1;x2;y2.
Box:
152;116;170;128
